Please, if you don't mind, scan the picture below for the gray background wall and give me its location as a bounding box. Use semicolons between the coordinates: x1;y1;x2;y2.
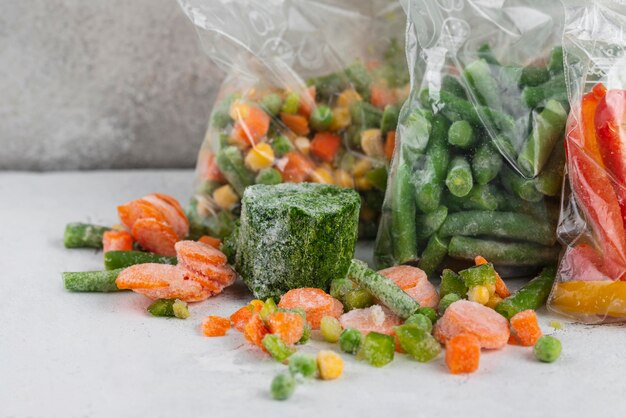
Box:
1;0;220;170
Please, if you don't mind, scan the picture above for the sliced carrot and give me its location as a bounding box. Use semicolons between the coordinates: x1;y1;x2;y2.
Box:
115;263;170;289
370;84;396;109
384;131;396;161
310;132;342;163
280;112;310;136
445;333;481;374
278;288;343;329
267;311;305;345
175;240;227;268
474;255;511;298
232;106;270;145
230;305;254;332
278;151;314;183
202;315;231;337
243;313;269;350
143;194;189;239
339;305;402;336
131;218;178;256
198;235;222;249
117;199;166;231
510;310;542;346
102;230;133;252
379;265;439;308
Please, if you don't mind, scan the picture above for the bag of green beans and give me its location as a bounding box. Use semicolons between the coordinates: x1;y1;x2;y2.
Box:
375;0;566;277
177;0;409;240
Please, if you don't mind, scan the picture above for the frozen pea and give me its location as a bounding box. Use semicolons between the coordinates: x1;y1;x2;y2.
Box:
416;307;437;324
343;289;375;311
357;332;395;367
534;336;562;363
404;313;432;333
310;105;333;131
270;373;296;401
394;324;441;362
262;93;283;115
288;353;317;378
270;135;293;157
438;293;462;315
255;168;282;185
282;92;300;114
339;328;363;354
330;278;356;300
320;316;343;343
262;334;295;363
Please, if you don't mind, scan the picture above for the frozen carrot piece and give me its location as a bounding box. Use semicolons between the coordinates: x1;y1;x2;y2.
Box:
198;235;222;249
232;106;270;145
370;84;396;109
298;86;316;117
267;311;305;345
434;300;510;349
202;315;231;337
508;334;521;345
132;218;178;256
339;305;402;336
278;151;314;183
278;288;343;329
280;112;310;136
197;150;226;182
230;305;253;332
379;265;439;308
143;194;189;239
115;263;170;289
445;333;481;374
384;131;396;161
175;240;234;287
475;255;510;298
102;230;133;252
244;313;269;350
510;310;542;346
118;199;166;231
310;132;341;163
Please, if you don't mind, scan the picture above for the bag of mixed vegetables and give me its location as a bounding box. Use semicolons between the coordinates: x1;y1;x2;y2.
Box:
177;0;409;240
548;0;626;323
376;0;566;277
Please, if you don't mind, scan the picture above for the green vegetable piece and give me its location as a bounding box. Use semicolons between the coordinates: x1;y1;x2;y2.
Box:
344;61;372;100
521;75;566;109
308;72;347;101
381;105;400;134
394;324;441;362
399;109;432;153
416;205;448;241
390;164;418;264
459;263;497;288
417;234;449;277
441;75;468;99
282;92;300;114
534;335;562;363
63;269;123;293
270;135;293;158
416;307;437;324
298;323;312;345
463;59;503;110
520;66;550;87
147;299;189;319
472;142;503;185
216;146;255;197
259;298;278;323
444;184;499;212
439;211;556;246
404;313;433;333
310;104;333;131
211;93;239;129
104;251;177;270
438;293;462;315
320;316;343;343
439;269;468;298
415;114;451;213
535;143;565;197
496;266;556;319
263;334;295;363
500;165;543;203
172;300;190;319
270;372;296;401
221;223;239;264
448;236;560;266
64;223;110;249
262;93;283;116
446;156;473;197
330;278;356;300
477;43;500;65
288;353;317;378
448;120;475;149
365;166;388;192
339;328;364;355
357;332;395;367
347;259;420;319
236;183;360;300
350;101;382;129
548;46;564;75
343;288;375;311
255;168;282;185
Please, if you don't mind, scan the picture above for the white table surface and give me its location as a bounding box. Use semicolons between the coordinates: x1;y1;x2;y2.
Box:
2;170;626;418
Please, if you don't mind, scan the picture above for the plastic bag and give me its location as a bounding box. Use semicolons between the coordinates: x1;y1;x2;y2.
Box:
177;0;409;241
375;0;566;277
548;0;626;323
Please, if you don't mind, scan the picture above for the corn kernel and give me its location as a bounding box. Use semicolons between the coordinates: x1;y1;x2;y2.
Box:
329;107;351;131
360;205;376;222
337;89;362;108
352;158;372;177
293;136;311;155
245;143;275;171
212;184;239;210
334;169;354;188
487;283;496;296
360;129;384;158
311;166;334;184
486;294;503;309
317;350;344;380
467;285;490;305
355;176;372;191
229;99;250;120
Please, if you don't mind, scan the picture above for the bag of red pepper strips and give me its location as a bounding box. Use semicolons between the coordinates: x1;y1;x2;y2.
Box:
177;0;408;240
548;0;626;323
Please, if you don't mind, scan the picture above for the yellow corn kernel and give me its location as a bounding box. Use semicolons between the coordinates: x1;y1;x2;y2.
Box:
487;283;496;296
329;107;351;131
294;136;311;155
334;169;354;188
468;285;491;305
352;158;372;177
317;350;344;380
485;293;503;309
360;129;384;158
360;205;376;222
244;143;274;171
311;166;334;184
337;89;362;108
111;224;125;231
355;176;372;191
229;99;250;120
212;185;239;210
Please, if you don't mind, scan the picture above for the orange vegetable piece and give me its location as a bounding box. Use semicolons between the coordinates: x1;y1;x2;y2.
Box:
118;199;166;231
232;106;270;145
175;240;228;269
249;299;264;313
434;300;510;349
310;132;341;163
280;112;310;136
379;265;439;308
510;310;542;346
102;230;133;252
370;84;396;109
384;131;396;161
474;256;510;298
278;288;343;329
131;218;178;256
143;194;189;239
198;235;222;249
197;150;226;182
267;311;305;345
230;305;254;332
508;334;521;345
445;333;481;374
243;313;269;350
202;315;231;337
278;151;314;183
339;305;402;336
298;86;316;117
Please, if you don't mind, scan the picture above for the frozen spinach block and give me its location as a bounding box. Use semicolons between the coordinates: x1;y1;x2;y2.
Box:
236;183;360;299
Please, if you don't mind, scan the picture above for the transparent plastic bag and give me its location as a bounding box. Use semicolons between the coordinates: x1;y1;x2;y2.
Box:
548;0;626;323
375;0;566;277
177;0;409;241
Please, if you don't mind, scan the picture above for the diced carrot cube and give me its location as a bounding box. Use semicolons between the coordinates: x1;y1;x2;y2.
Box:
445;333;480;374
230;306;253;332
280;112;310;136
202;315;231;337
510;310;542;346
310;132;341;163
370;84;396;109
384;131;396;161
103;230;133;252
243;313;269;350
267;311;305;345
278;151;314;183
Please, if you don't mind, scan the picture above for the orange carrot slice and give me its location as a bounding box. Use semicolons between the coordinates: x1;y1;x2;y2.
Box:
230;305;254;332
278;151;314;183
339;305;402;336
175;240;228;270
310;132;341;163
278;288;343;329
379;265;439;308
198;235;222;249
143;194;189;239
445;333;481;374
370;84;396;109
117;199;166;231
474;256;511;298
233;106;270;145
510;310;542;346
243;313;269;350
267;311;305;345
102;230;133;252
384;131;396;161
131;218;178;256
280;112;310;136
202;316;231;337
